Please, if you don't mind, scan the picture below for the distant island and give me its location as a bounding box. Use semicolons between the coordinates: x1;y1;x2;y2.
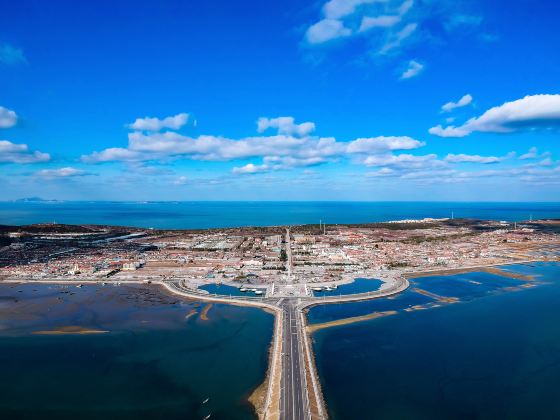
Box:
13;197;62;203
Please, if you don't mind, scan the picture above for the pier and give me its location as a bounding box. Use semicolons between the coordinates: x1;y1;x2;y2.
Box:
160;274;409;419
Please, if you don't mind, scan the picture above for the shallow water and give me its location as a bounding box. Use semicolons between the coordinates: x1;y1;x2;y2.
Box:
311;262;560;419
410;270;528;299
0;283;274;420
312;278;383;297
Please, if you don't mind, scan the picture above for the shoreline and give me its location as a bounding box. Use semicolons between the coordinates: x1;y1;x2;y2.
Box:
403;259;550;279
2;259;557;420
307;310;398;334
249;306;283;420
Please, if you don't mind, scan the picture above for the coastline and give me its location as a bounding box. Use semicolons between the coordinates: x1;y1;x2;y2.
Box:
404;259;549;279
306;310;398;334
2;258;558;419
155;281;283;419
249;306;283;420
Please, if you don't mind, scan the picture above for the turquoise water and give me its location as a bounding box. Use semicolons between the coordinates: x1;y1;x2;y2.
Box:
312;278;383;297
199;283;266;297
307;268;532;324
411;270;528;299
0;283;273;419
1;201;559;228
311;262;560;419
307;290;434;324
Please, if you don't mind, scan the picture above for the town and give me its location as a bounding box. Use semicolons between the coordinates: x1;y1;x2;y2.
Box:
2;219;559;288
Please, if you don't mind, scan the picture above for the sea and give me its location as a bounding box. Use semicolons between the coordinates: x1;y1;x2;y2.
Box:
0;283;273;419
2;202;560;419
309;262;560;419
1;201;559;229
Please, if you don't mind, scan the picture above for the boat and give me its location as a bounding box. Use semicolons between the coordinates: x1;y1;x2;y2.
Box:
239;288;248;292
254;290;263;295
324;287;333;291
76;284;83;288
202;398;209;404
312;287;323;291
203;415;212;420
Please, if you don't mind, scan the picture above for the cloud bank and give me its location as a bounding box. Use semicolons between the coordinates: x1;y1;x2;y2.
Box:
82;114;426;175
0;140;50;163
430;94;560;138
129;113;190;132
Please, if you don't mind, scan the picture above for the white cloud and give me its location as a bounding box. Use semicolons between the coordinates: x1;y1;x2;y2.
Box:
0;106;17;128
430;94;560;138
428;125;471;138
82;147;142;163
305;19;352;44
127;163;175;175
366;167;396;177
173;176;188;185
380;23;417;54
361;153;452;181
444;153;509;164
36;167;87;179
359;15;401;32
519;147;538;160
400;59;423;79
363;153;443;169
0;106;51;164
128;113;189;132
305;0;418;54
323;0;381;20
441;94;473;112
84;116;433;177
232;163;270;175
0;140;50;163
397;0;414;15
373;160;560;185
346;136;424;152
257;116;315;137
83;116;425;168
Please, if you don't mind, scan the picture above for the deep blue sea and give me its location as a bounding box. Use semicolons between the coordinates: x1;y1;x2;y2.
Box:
310;262;560;420
1;201;559;229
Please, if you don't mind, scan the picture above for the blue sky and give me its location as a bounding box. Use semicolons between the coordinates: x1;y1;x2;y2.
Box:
1;0;559;201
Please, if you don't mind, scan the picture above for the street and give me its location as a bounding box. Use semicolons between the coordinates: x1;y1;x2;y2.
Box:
280;300;308;420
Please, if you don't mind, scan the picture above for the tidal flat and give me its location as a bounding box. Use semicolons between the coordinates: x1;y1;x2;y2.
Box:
309;262;560;419
0;283;274;420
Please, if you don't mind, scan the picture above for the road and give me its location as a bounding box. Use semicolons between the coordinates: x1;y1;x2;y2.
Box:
280;299;308;420
159;275;409;420
285;228;293;280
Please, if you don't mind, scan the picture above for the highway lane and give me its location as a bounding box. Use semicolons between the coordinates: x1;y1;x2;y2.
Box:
281;300;307;420
285;228;293;280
